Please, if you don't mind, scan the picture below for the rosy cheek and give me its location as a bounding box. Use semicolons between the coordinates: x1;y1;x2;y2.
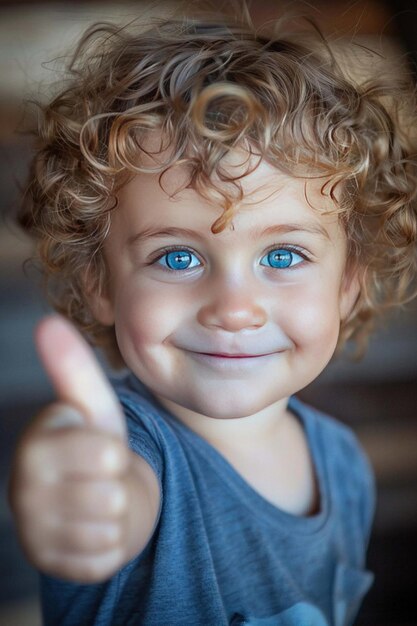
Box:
113;281;188;346
276;286;341;349
115;290;159;343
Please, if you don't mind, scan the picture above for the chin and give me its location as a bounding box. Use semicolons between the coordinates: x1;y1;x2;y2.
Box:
183;394;282;420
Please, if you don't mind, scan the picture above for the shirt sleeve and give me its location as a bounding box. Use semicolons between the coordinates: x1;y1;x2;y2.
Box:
117;392;165;485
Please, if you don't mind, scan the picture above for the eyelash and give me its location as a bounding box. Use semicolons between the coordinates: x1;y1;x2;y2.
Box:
261;244;309;267
149;244;310;272
148;246;202;271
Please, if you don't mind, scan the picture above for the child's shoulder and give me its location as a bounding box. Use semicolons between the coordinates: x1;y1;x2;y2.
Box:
291;395;376;524
110;372;169;477
291;394;371;464
112;372;161;418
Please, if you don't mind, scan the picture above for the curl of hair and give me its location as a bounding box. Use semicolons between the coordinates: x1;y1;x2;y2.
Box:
19;14;417;365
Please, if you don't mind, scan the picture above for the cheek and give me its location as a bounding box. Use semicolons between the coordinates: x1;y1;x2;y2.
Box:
276;279;342;352
112;280;190;351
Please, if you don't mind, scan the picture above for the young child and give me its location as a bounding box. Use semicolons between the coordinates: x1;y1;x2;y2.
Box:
9;11;417;626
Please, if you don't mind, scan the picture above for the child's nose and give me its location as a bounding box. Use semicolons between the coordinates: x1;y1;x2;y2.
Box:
197;290;267;332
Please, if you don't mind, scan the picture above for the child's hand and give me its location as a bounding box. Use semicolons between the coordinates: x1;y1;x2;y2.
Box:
9;316;159;583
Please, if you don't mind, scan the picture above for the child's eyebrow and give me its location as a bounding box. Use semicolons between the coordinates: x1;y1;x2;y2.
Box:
252;223;331;241
127;227;206;246
127;222;330;246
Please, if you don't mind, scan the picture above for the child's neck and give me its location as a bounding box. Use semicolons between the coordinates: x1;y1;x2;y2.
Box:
158;395;319;517
157;396;291;450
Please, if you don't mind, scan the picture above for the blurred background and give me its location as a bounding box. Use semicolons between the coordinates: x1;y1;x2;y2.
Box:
0;1;416;624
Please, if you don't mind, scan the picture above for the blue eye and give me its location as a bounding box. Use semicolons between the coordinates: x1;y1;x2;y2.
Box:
260;248;304;269
157;249;201;270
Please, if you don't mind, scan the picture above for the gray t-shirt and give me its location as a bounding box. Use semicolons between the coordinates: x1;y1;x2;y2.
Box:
41;373;375;626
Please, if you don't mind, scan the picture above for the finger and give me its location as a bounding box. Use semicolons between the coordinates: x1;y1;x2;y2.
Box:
19;428;129;483
35;315;126;440
48;479;128;521
17;477;128;523
37;547;125;584
37;403;85;431
43;520;123;554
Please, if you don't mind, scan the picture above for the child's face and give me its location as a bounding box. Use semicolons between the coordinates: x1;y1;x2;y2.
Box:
91;158;359;422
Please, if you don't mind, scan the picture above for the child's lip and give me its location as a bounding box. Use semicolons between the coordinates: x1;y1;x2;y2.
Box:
186;350;280;358
198;352;271;358
181;349;285;372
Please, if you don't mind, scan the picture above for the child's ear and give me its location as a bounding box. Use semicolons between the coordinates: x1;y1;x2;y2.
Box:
82;270;115;327
339;266;361;322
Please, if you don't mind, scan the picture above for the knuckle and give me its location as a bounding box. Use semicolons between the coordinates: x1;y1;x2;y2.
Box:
94;439;128;475
77;550;124;583
38;403;85;430
36;547;123;584
103;483;128;517
96;523;123;549
69;523;122;551
55;480;125;519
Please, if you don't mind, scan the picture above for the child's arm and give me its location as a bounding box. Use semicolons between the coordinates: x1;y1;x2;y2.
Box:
8;316;160;584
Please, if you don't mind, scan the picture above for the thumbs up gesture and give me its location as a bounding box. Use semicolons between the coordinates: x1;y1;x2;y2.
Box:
9;316;159;583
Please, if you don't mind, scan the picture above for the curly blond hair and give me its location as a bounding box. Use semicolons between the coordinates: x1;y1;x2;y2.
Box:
19;13;417;366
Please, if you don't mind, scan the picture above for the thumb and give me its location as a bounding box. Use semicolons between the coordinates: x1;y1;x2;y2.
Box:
35;315;126;440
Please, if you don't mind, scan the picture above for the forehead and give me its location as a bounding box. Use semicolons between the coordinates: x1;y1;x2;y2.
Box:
116;150;340;231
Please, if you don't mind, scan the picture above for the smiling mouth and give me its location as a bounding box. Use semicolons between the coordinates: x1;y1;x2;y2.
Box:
187;350;281;360
182;349;282;372
199;352;271;358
